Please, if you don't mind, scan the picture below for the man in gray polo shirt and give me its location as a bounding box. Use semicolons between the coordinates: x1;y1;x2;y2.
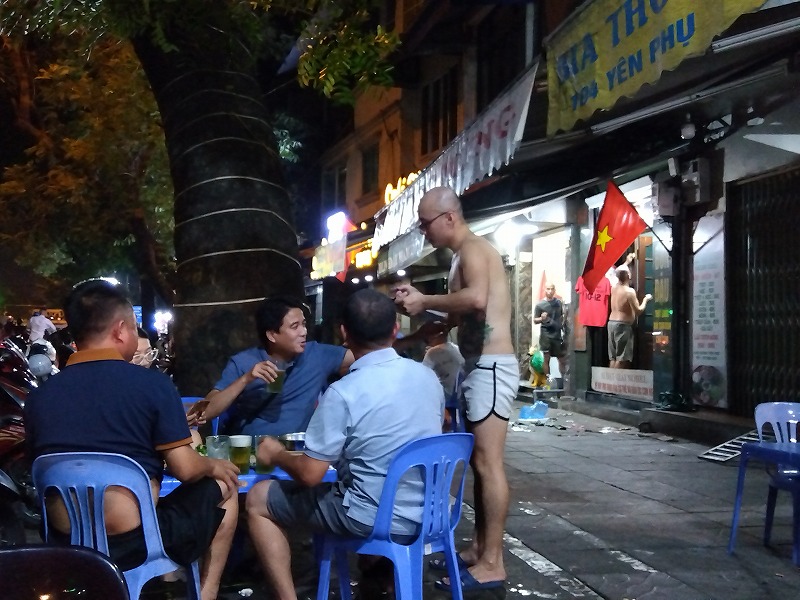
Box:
246;289;444;599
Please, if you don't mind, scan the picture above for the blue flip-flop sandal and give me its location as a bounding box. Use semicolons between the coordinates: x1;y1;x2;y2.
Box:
435;569;505;593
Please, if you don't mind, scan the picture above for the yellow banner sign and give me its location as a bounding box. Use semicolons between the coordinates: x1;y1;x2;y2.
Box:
546;0;766;135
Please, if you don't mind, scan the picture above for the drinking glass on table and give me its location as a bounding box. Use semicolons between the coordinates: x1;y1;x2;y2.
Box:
254;435;274;474
229;435;253;472
206;435;231;460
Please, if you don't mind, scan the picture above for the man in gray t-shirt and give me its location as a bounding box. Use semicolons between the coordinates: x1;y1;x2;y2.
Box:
245;290;443;600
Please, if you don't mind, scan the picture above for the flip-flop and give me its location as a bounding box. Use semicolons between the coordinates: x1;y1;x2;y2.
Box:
428;554;468;572
435;569;505;592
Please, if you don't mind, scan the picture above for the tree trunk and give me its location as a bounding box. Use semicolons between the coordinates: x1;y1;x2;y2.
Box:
132;36;303;396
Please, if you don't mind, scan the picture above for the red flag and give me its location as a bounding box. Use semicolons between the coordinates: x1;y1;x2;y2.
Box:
582;181;647;293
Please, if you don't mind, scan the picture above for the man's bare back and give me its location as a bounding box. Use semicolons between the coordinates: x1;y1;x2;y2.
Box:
450;234;513;358
609;283;638;323
609;268;651;323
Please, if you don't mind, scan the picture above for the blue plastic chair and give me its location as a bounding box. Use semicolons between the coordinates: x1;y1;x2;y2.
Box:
315;433;474;600
444;371;466;433
755;402;800;564
31;452;201;600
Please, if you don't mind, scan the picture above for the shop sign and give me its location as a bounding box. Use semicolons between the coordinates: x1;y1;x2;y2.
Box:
377;230;426;277
354;248;374;269
311;238;346;280
691;215;727;408
545;0;767;135
373;62;538;250
591;367;653;401
384;171;421;206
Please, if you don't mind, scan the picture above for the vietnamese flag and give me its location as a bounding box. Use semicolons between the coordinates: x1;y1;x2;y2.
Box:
582;181;648;293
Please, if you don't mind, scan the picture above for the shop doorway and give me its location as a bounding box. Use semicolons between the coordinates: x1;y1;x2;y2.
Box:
727;166;800;417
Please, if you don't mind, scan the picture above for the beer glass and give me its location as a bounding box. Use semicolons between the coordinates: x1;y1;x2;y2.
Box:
229;435;253;472
254;435;274;474
268;360;288;394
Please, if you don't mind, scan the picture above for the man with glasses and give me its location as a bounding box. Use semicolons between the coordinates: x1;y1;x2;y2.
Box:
393;186;516;592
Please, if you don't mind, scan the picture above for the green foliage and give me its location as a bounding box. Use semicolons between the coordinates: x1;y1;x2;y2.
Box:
273;112;305;163
296;12;398;105
0;35;174;282
0;0;400;101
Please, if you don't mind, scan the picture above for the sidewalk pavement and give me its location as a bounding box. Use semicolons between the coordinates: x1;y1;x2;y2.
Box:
140;401;799;599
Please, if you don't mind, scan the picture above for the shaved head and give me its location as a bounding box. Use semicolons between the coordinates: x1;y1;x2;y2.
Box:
419;186;463;217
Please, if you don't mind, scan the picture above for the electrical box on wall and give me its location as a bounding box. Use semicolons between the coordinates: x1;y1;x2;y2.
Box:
681;158;710;205
652;178;678;218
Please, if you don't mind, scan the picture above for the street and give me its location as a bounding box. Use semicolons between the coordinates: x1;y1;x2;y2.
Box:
133;402;798;599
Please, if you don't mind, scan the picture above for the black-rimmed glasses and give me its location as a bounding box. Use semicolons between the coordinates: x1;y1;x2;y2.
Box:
418;211;450;231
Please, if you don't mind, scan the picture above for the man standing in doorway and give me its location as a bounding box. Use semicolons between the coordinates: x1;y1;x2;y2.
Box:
533;283;567;385
608;266;652;368
393;186;517;591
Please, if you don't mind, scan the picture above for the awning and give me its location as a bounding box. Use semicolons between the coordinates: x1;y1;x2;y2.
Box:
373;60;539;255
545;0;769;135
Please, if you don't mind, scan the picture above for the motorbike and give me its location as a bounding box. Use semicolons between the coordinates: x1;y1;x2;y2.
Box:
0;338;42;537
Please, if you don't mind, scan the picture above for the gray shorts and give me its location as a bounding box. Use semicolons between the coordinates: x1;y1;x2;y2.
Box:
607;320;634;361
267;481;373;538
462;354;519;424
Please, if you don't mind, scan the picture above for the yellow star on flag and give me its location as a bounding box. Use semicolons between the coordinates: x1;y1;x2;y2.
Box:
595;225;613;252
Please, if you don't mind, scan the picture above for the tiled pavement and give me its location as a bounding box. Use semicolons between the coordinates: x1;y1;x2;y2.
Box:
131;402;799;598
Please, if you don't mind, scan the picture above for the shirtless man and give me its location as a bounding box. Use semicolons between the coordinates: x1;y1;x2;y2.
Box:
608;265;652;368
393;186;517;591
25;279;240;600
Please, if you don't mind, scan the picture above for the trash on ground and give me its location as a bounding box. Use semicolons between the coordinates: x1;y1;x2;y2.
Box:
238;588;254;597
519;400;549;420
657;435;677;442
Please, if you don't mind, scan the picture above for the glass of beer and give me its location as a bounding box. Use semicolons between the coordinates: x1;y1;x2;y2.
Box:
268;365;287;394
254;435;274;474
229;435;253;472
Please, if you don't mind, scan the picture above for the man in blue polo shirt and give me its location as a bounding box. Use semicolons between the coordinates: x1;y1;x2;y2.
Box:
245;288;444;600
192;296;354;436
25;279;240;600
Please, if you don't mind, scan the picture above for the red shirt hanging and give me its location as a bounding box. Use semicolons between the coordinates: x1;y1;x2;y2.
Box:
576;276;611;327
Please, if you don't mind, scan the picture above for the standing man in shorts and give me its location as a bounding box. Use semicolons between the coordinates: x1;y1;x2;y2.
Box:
533;283;567;384
608;266;652;368
245;289;443;599
393;186;517;590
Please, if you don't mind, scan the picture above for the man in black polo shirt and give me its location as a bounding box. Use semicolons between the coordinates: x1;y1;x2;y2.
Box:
25;279;240;600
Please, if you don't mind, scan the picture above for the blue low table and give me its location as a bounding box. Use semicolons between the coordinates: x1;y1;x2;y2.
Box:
728;440;800;565
160;465;337;497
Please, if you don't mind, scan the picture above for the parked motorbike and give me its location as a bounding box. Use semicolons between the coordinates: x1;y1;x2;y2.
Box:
0;338;41;535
